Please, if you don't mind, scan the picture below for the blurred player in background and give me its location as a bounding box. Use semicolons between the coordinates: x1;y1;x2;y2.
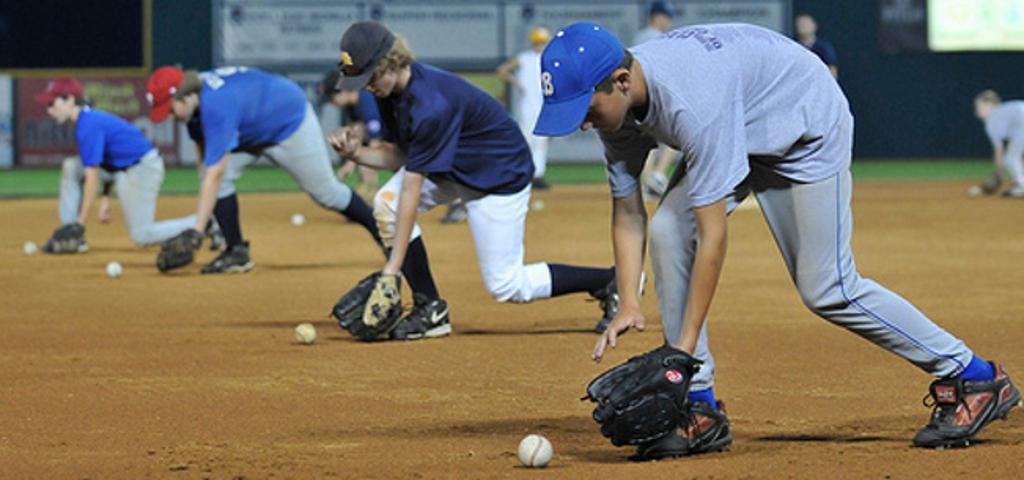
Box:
973;90;1024;198
320;69;381;201
146;65;383;273
794;13;838;79
634;0;674;45
330;21;621;339
634;1;679;200
36;78;207;254
497;26;552;190
537;22;1019;457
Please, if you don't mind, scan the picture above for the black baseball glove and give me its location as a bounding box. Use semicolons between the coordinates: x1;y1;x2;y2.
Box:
156;228;203;272
332;272;404;341
583;343;702;447
43;223;87;254
980;170;1004;195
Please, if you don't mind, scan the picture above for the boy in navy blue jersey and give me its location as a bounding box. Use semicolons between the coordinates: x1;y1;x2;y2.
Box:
145;66;383;274
330;21;621;340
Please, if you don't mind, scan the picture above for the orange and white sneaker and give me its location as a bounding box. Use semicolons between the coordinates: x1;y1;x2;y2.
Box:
914;363;1022;448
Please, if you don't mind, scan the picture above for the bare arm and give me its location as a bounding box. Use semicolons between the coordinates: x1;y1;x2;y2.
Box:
592;187;648;362
994;142;1006;170
193;157;227;231
381;171;425;275
76;167;101;225
673;198;728;353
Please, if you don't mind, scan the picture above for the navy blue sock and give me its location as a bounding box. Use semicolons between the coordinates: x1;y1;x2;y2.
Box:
688;388;718;409
959;355;995;382
213;193;243;247
548;264;614;297
341;194;383;248
400;237;440;300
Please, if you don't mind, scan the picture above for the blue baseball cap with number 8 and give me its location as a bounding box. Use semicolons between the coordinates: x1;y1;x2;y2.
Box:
533;22;625;137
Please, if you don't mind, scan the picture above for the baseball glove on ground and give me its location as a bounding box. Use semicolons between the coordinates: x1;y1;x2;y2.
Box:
981;171;1004;195
584;344;702;447
332;272;404;341
156;228;203;272
43;223;87;254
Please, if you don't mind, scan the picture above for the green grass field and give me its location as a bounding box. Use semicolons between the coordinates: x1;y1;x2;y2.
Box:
0;160;993;199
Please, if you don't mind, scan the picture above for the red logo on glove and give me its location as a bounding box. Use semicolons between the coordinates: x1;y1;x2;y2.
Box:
665;369;684;384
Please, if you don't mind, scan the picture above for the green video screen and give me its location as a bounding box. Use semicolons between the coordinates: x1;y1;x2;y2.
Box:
929;0;1024;51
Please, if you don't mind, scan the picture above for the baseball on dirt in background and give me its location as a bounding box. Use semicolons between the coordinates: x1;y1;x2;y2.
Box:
105;261;123;279
517;434;552;468
23;241;38;256
294;323;316;345
967;185;982;197
291;213;305;226
532;200;545;212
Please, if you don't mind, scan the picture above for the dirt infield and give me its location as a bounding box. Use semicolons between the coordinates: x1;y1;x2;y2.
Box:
1;181;1022;478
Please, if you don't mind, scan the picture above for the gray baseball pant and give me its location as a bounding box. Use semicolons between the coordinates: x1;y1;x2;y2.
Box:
650;164;974;391
217;103;354;212
59;150;196;246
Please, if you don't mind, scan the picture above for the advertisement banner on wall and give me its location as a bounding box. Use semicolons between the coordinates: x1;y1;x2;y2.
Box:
371;3;502;67
0;75;12;169
215;1;362;67
215;0;501;69
673;0;789;33
15;77;182;168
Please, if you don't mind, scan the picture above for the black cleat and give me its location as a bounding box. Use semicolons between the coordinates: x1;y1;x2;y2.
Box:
200;242;254;274
913;363;1021;449
390;293;451;340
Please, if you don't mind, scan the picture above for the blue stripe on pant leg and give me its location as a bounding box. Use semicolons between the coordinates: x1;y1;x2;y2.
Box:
832;174;964;371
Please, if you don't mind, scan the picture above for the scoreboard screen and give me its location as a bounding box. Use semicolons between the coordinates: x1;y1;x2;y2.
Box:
929;0;1024;51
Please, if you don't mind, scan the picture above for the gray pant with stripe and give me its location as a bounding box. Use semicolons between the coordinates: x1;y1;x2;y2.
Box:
59;150;196;246
651;164;974;391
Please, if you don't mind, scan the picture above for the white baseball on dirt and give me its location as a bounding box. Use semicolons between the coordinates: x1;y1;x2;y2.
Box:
517;434;552;468
967;185;982;197
23;241;38;256
105;261;123;279
532;200;545;212
294;323;317;345
291;213;305;226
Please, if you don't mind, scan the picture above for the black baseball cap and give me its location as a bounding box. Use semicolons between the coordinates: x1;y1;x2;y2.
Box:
336;21;396;91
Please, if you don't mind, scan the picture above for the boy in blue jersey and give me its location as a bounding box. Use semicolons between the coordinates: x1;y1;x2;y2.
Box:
535;22;1019;458
145;66;383;274
329;21;621;341
36;78;201;254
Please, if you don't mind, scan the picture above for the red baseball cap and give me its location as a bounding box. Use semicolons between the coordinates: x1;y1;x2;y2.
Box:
35;78;84;106
145;66;185;122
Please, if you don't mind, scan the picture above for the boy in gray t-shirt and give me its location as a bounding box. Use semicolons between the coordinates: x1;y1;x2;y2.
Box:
974;90;1024;198
535;22;1019;460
